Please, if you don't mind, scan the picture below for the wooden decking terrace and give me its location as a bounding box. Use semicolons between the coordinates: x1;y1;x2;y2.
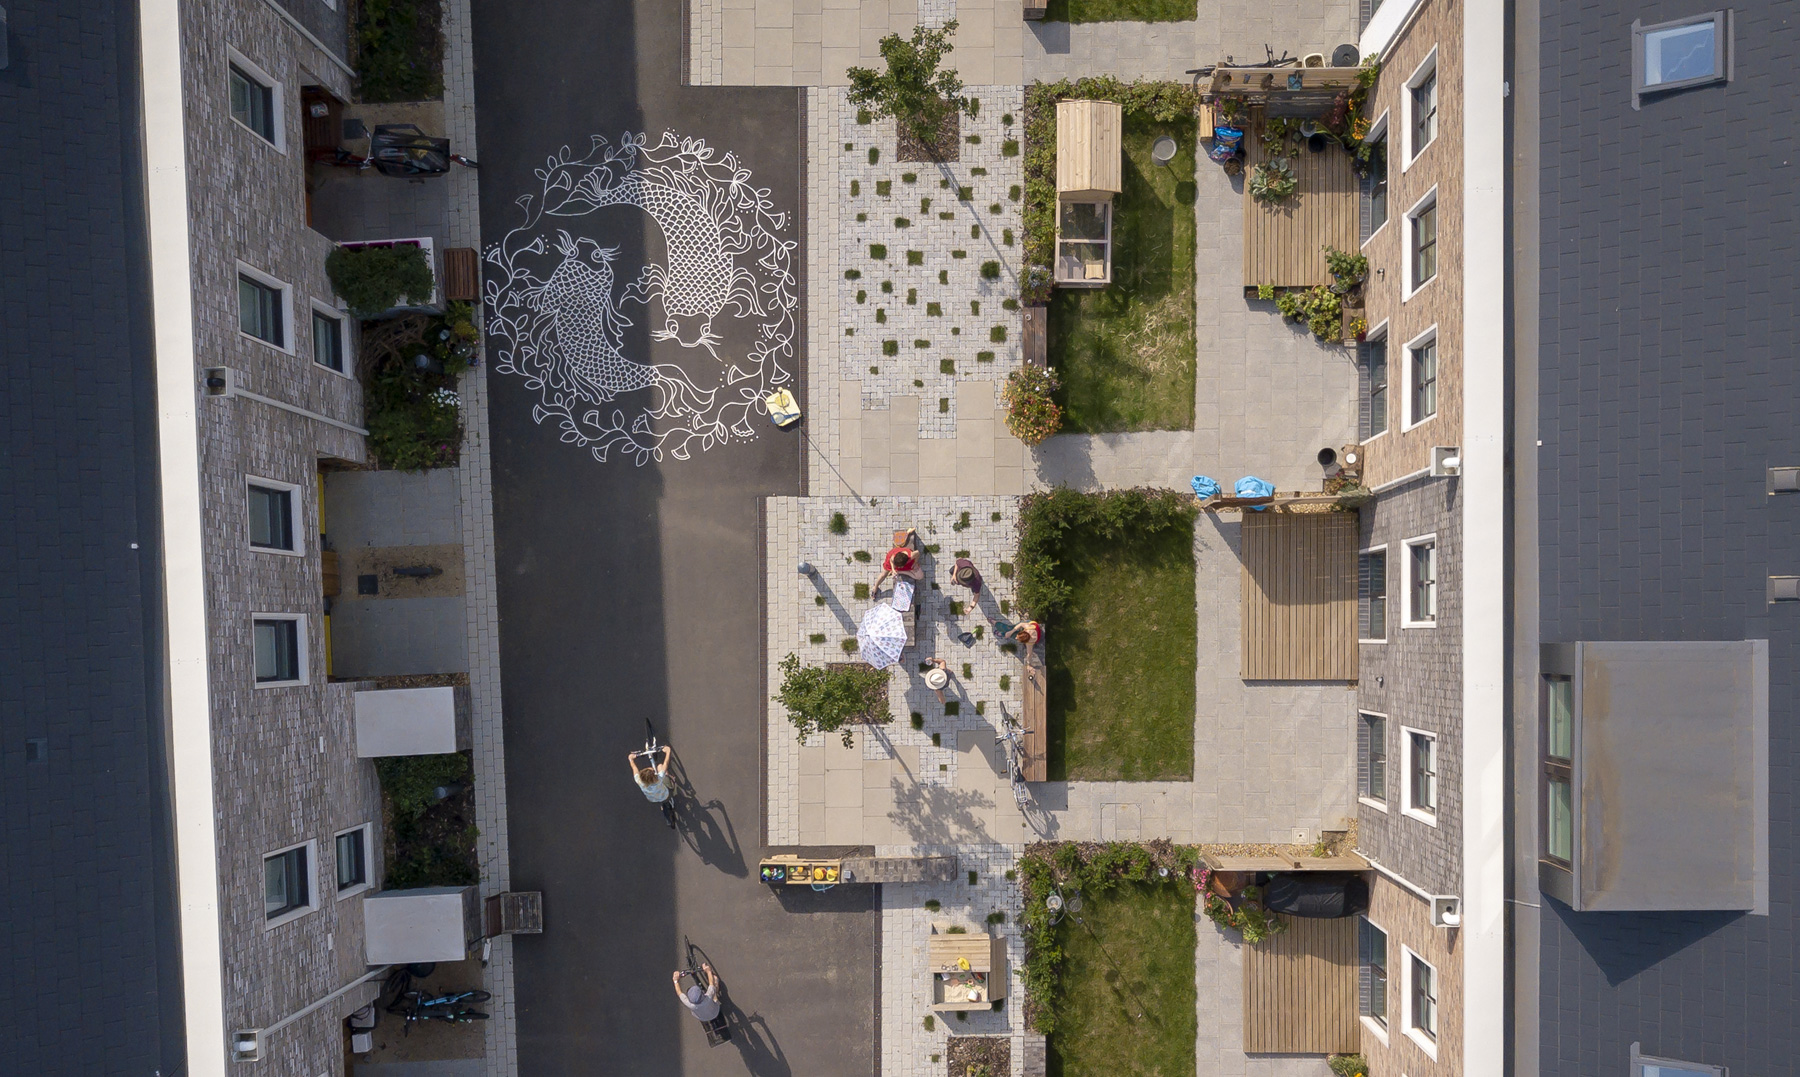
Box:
1242;113;1361;291
1241;913;1361;1054
1239;511;1359;680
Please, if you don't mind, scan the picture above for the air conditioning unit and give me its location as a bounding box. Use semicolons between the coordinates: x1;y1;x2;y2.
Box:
203;367;238;397
1769;467;1800;494
1430;895;1461;927
1430;446;1462;478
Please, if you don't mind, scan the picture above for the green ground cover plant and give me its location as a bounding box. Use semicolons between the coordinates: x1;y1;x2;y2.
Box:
1017;488;1197;780
377;751;478;888
1042;0;1197;22
1018;842;1197;1076
354;0;445;102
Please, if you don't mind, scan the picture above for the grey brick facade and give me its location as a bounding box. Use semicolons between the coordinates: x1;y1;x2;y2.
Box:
1356;477;1462;897
182;0;390;1071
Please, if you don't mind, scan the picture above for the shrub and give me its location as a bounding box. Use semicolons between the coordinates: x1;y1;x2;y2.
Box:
1015;487;1198;618
845;22;976;147
774;654;891;746
1275;290;1302;319
1249;157;1298;203
1328;1056;1370;1077
354;0;445;102
327;243;434;318
376;752;471;820
1001;365;1062;446
980;260;1001;280
364;345;461;470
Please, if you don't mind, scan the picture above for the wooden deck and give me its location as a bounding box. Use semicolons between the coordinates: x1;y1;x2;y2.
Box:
1240;512;1358;680
1019;660;1048;782
1242;914;1361;1054
1242;113;1361;290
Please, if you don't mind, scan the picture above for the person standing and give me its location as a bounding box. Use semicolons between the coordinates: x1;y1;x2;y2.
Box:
951;558;983;595
922;657;952;704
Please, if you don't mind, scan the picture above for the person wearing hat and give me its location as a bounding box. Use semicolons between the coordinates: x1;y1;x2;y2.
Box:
951;557;983;595
922;657;952;704
873;543;925;592
673;962;722;1023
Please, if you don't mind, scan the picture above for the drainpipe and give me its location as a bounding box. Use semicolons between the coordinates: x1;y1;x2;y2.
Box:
1355;848;1439;904
231;965;391;1061
204;368;369;437
1369;466;1433;495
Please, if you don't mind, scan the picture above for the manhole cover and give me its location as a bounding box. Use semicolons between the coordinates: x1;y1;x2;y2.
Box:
357;574;379;595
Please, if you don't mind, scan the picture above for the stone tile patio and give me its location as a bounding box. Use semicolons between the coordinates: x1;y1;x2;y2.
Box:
691;0;1024;87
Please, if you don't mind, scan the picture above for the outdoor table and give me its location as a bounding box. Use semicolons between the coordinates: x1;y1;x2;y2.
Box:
926;933;1007;1010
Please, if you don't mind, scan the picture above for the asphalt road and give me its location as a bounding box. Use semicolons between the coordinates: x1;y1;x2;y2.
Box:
471;4;877;1075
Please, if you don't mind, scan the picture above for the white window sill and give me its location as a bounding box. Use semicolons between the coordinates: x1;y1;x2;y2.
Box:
1402;805;1438;828
254;678;308;690
316;361;358;381
1403;619;1437;630
1359;636;1388;645
263;904;317;931
1405;1025;1440;1060
1359;796;1390;814
335;881;371;902
230;115;286;155
1403;413;1437;434
250;543;305;558
1360;1014;1390;1045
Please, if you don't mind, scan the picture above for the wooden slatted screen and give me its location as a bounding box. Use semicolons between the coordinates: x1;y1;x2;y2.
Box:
1242;113;1361;290
1019;661;1048;782
1242;914;1361;1054
1240;512;1358;680
442;247;481;302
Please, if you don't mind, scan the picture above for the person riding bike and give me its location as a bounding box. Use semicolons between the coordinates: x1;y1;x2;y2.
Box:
673;962;722;1023
628;744;673;804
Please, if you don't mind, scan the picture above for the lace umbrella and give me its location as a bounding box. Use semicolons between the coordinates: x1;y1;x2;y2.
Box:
856;605;907;670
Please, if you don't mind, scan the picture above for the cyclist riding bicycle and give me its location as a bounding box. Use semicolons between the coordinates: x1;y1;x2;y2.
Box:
628;744;673;803
674;962;722;1022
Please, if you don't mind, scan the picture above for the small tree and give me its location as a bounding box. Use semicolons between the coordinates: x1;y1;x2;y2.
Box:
326;243;435;318
775;653;891;746
846;22;975;149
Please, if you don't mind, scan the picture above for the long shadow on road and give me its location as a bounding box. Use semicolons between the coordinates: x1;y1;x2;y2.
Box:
473;0;877;1074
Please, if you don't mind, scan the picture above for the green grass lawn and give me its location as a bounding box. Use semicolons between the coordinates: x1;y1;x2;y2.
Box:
1046;518;1196;781
1042;0;1197;22
1046;884;1197;1077
1048;113;1198;433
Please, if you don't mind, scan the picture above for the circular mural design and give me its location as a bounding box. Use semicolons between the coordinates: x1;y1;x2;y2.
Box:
484;131;796;464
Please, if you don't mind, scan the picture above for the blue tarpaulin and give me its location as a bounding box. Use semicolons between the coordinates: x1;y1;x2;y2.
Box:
1191;475;1221;499
1236;476;1275;509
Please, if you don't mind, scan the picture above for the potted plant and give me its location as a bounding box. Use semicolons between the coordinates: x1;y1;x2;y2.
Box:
1322;246;1369;294
327;240;436;318
1002;365;1062;445
1248;157;1297;204
1349;316;1368;341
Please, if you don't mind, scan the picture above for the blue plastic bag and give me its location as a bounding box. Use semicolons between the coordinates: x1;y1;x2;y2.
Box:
1191;475;1221;499
1235;476;1275;508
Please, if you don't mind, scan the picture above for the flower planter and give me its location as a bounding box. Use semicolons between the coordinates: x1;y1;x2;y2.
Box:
336;236;440;315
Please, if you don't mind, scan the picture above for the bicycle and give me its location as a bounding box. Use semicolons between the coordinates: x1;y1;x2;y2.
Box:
996;711;1030;809
632;718;678;829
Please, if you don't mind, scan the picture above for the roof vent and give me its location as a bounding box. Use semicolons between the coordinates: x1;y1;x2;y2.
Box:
1770;576;1800;603
1769;467;1800;494
1430;446;1461;478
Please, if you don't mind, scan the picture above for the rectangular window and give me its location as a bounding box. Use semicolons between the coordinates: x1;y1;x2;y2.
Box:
1360;712;1387;803
1630;1043;1727;1077
253;617;302;684
239;273;285;347
1634;12;1728;101
1410;336;1438;424
336;827;368;891
247;483;295;551
1411;201;1437;289
1411;70;1437;157
1409;731;1437;814
1364;337;1389;437
264;845;310;920
312;308;346;372
1359;548;1387;640
1365;132;1388;237
1542;675;1575;864
1358;918;1388;1028
1407;540;1436;624
1409;952;1437;1040
230;62;276;142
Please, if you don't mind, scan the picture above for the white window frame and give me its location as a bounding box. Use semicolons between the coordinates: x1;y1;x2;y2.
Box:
251;613;309;688
1403;47;1439;169
1360;111;1391;247
1403;533;1437;628
1358;915;1391;1043
1402;187;1440;300
1402;325;1440;430
245;476;304;557
261;839;318;930
226;46;286;153
237;261;294;354
1632;11;1731;109
1363;320;1391;442
1629;1042;1726;1077
1359;708;1390;811
333;823;373;899
1401;945;1439;1059
1401;724;1439;827
308;299;354;378
1359;544;1389;643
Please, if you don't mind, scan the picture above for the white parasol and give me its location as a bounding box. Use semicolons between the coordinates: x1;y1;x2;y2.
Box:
856;605;907;669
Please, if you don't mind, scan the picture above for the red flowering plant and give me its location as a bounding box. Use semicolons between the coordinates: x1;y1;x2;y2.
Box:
1002;365;1063;445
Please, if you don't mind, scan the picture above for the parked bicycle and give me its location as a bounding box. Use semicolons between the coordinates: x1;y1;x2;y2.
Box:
380;967;491;1034
997;710;1030;809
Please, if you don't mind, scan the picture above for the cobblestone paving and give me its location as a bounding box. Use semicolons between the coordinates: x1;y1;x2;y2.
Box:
879;845;1036;1077
688;0;1024;87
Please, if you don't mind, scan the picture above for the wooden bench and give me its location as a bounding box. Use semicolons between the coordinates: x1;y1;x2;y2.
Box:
442;247;481;302
1019;660;1047;781
1022;305;1048;369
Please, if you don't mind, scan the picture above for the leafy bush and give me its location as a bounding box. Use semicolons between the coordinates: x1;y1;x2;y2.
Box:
1257;283;1276;301
327;243;435;318
376;752;471;819
1017;841;1200;1034
354;0;445;103
1329;1054;1370;1077
1202;889;1286;943
845;22;975;147
1322;245;1369;285
1248;157;1297;204
365;355;461;470
774;654;891;746
1001;365;1062;445
1015;487;1197;618
1275;285;1345;342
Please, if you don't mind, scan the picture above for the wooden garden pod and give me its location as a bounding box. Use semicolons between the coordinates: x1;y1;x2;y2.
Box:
1054;99;1122;197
